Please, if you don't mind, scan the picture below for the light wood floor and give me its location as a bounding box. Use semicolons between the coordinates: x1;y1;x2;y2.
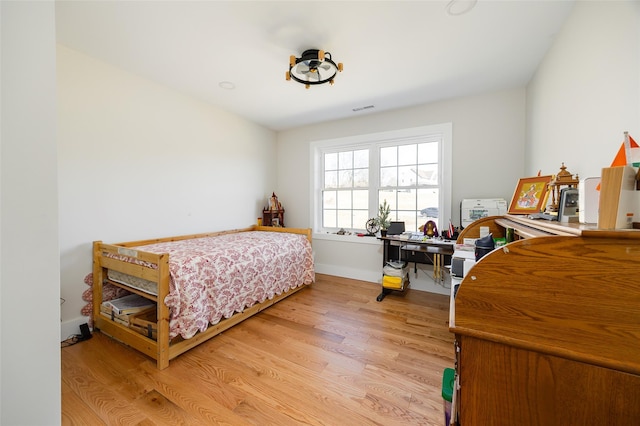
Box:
62;274;455;425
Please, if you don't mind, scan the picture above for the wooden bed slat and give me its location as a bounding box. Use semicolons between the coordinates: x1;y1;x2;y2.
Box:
98;242;166;264
94;315;158;359
156;252;170;369
103;280;158;302
99;256;160;283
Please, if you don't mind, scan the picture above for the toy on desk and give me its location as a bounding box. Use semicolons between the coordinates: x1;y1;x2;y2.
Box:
364;218;380;236
421;220;439;238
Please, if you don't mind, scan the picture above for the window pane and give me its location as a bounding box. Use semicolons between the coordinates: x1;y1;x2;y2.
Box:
338;170;353;188
325;170;338;189
353;169;368;187
338;151;353;169
398;211;418;234
353;149;368;168
337;210;352;228
325;152;338;170
397;189;416;210
398;144;416;165
379;189;397;213
380;146;397;167
418;188;439;219
380;166;397;187
418;142;438;163
398;166;417;186
353;190;368;209
337;190;352;209
323;191;336;209
353;210;369;230
323;209;336;228
418;164;438;185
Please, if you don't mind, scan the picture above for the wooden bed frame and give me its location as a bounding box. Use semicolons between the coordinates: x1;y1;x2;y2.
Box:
92;225;312;370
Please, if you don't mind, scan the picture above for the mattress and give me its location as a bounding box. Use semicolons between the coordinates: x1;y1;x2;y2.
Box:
108;269;158;295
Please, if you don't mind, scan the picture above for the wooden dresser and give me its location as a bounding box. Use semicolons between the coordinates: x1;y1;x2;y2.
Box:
449;215;640;425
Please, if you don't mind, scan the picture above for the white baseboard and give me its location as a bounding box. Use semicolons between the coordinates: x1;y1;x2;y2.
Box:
61;316;91;341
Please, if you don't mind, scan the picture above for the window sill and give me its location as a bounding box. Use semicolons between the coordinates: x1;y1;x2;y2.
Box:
312;232;381;245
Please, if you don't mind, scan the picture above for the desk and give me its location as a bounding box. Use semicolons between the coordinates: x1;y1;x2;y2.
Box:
450;215;640;425
379;236;455;282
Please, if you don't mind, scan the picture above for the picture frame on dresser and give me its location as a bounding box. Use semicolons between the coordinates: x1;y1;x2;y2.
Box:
508;175;553;214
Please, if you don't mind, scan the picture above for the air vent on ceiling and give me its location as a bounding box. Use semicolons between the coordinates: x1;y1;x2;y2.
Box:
352;105;375;112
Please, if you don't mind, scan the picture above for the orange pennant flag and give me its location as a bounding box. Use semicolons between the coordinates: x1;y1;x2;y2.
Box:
597;133;638;191
610;134;638;166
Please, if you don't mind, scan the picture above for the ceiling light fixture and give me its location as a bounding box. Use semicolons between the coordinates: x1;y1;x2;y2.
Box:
286;49;343;89
352;105;375;112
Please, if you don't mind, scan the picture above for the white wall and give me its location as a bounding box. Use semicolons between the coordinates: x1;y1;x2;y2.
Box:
1;1;60;424
277;88;526;294
57;46;277;334
527;1;640;178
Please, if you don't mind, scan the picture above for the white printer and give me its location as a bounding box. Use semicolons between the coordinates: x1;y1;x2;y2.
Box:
460;198;507;228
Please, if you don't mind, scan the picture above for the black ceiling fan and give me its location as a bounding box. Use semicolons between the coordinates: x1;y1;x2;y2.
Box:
286;49;343;89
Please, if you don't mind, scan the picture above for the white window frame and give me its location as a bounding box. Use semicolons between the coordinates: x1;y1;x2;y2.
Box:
310;123;452;241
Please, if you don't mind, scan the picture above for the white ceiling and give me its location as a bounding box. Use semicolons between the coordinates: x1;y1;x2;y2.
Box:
55;1;575;131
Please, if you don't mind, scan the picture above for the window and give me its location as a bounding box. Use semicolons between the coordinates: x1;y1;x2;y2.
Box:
311;124;452;235
322;149;369;229
379;141;441;232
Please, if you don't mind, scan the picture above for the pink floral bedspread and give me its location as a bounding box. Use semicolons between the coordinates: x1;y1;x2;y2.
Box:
132;231;314;339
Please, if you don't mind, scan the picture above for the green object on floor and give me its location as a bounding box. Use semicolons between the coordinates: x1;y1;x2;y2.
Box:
442;368;455;425
442;367;455;402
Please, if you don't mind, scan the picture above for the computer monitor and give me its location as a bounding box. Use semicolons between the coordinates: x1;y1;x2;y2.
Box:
386;221;405;235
